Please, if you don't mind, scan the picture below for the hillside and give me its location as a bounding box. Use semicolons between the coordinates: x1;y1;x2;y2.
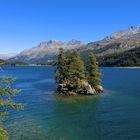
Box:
0;59;10;65
0;59;28;66
9;40;85;63
98;47;140;67
79;26;140;58
7;26;140;66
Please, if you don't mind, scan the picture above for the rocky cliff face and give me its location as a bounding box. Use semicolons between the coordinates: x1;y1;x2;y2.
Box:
79;26;140;57
10;40;85;63
105;26;140;40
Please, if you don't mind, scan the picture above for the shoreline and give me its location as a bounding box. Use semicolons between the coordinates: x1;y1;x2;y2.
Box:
0;65;49;67
1;65;140;68
114;66;140;69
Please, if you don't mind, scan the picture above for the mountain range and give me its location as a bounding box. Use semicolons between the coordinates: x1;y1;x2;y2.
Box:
79;26;140;58
0;53;17;60
2;26;140;64
9;40;85;63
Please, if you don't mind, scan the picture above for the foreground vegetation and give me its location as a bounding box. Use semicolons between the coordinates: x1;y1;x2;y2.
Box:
0;78;22;140
55;48;103;96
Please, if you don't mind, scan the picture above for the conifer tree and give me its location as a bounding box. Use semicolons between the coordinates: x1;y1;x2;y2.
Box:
86;53;101;89
65;50;86;93
55;48;67;84
66;50;86;81
0;78;22;140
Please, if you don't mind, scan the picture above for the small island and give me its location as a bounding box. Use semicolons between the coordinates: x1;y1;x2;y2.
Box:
55;48;104;96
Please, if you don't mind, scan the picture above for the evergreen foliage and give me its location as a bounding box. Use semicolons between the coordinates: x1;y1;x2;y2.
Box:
0;78;22;140
65;49;86;82
64;50;86;94
86;53;101;89
98;47;140;67
0;60;28;66
55;48;67;84
0;60;10;66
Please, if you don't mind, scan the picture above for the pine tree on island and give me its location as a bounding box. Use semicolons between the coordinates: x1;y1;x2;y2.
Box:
86;52;103;92
55;48;67;84
55;48;103;95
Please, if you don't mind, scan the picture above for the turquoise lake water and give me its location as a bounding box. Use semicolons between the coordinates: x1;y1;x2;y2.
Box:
0;66;140;140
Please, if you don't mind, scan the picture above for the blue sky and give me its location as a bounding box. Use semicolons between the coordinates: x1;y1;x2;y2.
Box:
0;0;140;53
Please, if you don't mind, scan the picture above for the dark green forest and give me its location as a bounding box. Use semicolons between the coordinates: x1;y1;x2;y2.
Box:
0;60;28;66
98;47;140;67
0;60;10;65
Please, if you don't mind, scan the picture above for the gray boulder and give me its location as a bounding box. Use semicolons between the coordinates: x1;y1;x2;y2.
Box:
57;80;103;95
96;85;104;93
77;80;96;95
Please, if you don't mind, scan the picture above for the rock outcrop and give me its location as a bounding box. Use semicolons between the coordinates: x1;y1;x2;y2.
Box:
9;40;85;64
57;80;103;96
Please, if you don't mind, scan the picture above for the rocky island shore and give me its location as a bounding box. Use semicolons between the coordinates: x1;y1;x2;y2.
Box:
57;83;104;96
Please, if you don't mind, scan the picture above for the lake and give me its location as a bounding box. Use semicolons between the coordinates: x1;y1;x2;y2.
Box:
0;66;140;140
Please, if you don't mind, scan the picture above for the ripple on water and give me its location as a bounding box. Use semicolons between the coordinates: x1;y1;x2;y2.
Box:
1;66;140;140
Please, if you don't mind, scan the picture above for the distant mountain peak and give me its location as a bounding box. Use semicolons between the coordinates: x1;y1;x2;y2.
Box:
47;40;63;44
9;39;85;63
0;53;18;60
67;39;84;45
105;25;140;40
129;25;140;30
38;39;84;47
